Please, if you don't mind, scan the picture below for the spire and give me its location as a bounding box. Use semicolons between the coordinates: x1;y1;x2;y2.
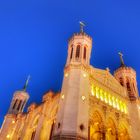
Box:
118;52;125;67
79;21;85;33
23;75;30;91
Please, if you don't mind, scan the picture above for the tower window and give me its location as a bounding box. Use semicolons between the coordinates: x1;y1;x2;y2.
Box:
31;131;36;140
80;124;85;131
76;45;80;58
70;47;73;59
58;122;61;128
120;77;123;86
133;83;136;92
17;100;22;111
49;122;54;140
21;100;26;111
83;47;86;60
126;82;131;92
12;99;18;109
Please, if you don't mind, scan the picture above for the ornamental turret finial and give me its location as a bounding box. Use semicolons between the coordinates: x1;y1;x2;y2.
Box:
23;75;30;91
79;21;85;33
118;52;125;67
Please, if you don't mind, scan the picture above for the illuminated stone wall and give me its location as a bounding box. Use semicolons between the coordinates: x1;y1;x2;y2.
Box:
0;66;139;140
0;91;59;140
91;84;127;114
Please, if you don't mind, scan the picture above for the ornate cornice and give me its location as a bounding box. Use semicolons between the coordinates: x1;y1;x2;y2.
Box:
68;32;92;44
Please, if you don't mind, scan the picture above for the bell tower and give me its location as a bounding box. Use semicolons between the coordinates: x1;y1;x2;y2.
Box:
114;52;138;100
66;22;92;66
8;76;30;114
0;76;30;139
53;22;92;140
114;53;140;140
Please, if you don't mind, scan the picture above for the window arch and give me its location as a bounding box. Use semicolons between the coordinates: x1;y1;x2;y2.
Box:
89;111;104;140
106;118;117;139
119;77;123;86
133;83;136;92
76;45;80;58
70;47;73;59
31;131;36;140
17;100;22;111
21;100;26;111
83;47;86;60
49;122;55;140
126;81;131;92
12;99;18;109
30;116;39;140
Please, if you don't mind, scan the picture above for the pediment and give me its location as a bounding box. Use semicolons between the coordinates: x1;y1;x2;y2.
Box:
89;66;127;97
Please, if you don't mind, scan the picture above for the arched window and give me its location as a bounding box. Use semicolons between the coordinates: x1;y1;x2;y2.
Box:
13;99;18;109
21;100;26;111
120;77;123;86
49;122;54;140
31;131;36;140
83;47;86;60
126;81;131;92
76;45;80;58
133;83;136;92
17;100;22;111
70;47;73;59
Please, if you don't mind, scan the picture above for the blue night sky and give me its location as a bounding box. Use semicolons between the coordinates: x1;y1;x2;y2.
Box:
0;0;140;126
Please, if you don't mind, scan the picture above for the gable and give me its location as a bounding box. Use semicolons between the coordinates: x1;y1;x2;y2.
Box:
89;66;127;98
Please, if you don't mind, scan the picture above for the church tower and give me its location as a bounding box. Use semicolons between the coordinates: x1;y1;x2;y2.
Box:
53;22;92;140
0;76;30;139
114;53;140;140
114;52;139;100
8;76;30;114
66;22;92;66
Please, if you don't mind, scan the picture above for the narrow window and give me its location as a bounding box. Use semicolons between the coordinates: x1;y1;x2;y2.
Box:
17;100;22;111
126;82;131;92
21;100;26;111
70;47;73;59
83;47;86;59
49;122;54;140
76;45;80;58
120;77;123;86
13;99;18;109
31;131;36;140
133;83;136;92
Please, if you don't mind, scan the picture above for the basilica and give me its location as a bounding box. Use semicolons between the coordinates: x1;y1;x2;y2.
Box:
0;24;140;140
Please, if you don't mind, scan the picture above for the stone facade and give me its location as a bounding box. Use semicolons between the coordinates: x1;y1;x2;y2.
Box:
0;28;140;140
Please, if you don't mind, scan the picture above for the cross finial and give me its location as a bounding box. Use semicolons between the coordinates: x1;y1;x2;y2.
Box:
118;52;125;67
23;75;30;91
79;21;85;33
